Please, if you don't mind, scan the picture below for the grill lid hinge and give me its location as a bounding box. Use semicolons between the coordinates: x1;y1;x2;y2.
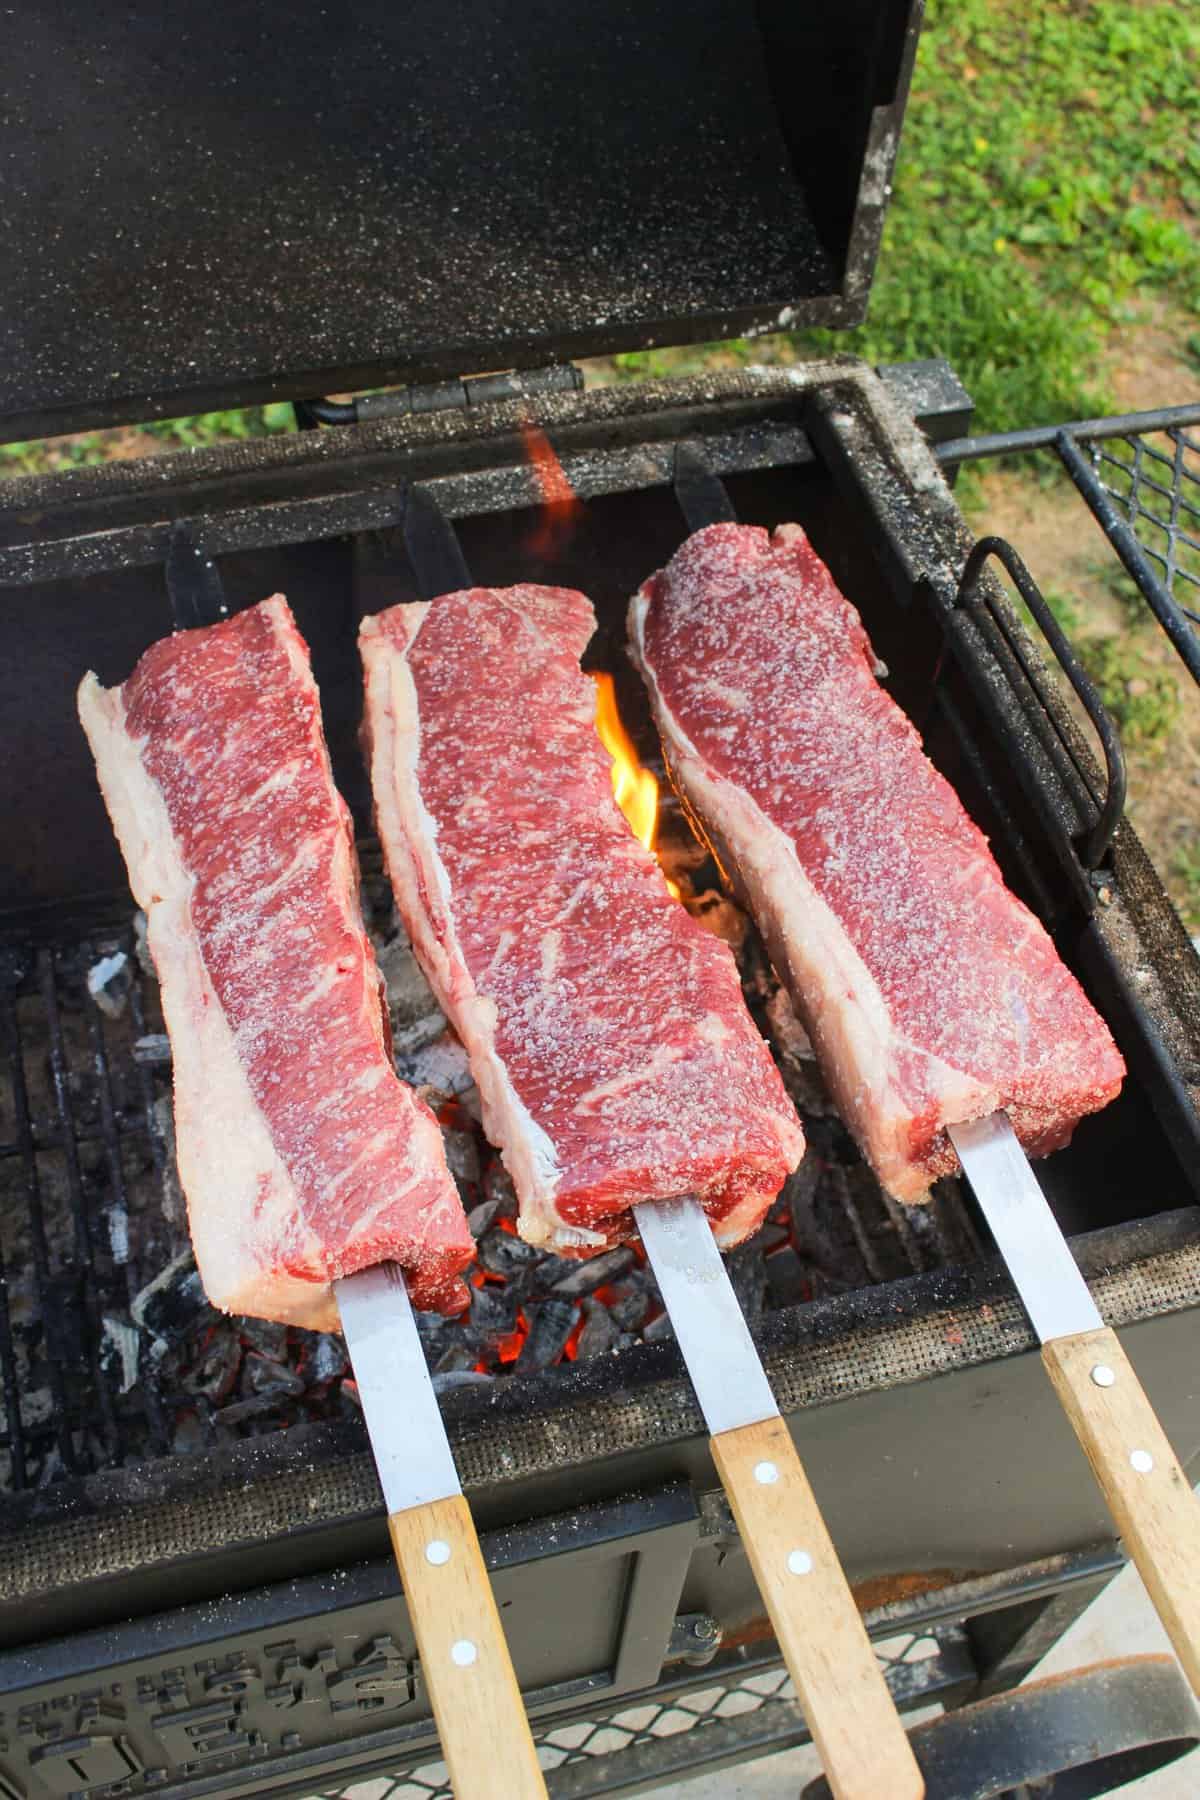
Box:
297;363;584;429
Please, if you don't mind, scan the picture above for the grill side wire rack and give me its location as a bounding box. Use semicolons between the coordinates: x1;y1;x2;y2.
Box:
311;1629;968;1800
938;400;1200;687
1090;424;1200;615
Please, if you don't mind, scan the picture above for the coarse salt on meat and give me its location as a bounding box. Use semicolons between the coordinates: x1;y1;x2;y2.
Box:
360;586;804;1252
630;523;1125;1202
78;596;471;1329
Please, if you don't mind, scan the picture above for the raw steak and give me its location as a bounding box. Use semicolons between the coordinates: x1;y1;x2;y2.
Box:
360;586;804;1252
78;597;471;1329
630;523;1125;1202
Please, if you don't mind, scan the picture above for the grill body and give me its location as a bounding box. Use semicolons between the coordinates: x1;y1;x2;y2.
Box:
0;360;1198;1798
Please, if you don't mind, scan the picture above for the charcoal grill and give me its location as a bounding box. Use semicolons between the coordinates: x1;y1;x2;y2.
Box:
2;4;1200;1796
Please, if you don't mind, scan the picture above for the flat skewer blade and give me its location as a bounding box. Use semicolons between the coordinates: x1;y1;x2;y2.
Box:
335;1263;462;1514
634;1195;778;1437
948;1113;1103;1344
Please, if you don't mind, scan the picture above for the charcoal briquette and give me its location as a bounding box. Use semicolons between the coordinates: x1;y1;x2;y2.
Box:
242;1351;305;1398
432;1369;495;1396
607;1282;649;1332
478;1228;540;1279
131;1249;212;1345
515;1298;578;1373
441;1126;481;1189
469;1282;520;1343
309;1333;350;1384
239;1317;288;1361
182;1324;241;1402
575;1298;620;1360
467;1198;500;1238
483;1160;518;1217
549;1246;635;1298
764;1242;808;1309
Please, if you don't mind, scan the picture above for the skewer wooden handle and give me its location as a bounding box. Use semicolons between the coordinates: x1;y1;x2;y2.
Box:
710;1415;924;1799
1042;1325;1200;1697
389;1493;547;1798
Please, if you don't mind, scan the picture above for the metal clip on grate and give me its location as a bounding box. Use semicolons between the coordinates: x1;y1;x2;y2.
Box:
955;536;1127;871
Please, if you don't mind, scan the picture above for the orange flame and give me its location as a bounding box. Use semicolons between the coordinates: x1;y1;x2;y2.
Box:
521;422;583;560
593;674;681;899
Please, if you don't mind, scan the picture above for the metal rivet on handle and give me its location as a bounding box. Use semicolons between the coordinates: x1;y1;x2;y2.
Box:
451;1640;478;1667
425;1539;451;1566
1130;1450;1155;1474
754;1461;779;1485
1091;1364;1116;1388
787;1550;814;1576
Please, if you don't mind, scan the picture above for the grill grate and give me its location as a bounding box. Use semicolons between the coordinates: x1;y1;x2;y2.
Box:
0;904;975;1495
1089;425;1200;619
308;1630;968;1799
0;933;171;1485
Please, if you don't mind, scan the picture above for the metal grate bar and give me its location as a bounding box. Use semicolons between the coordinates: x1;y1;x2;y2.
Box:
82;940;175;1457
831;1166;891;1286
1092;446;1200;541
1166;431;1188;598
0;1122;158;1159
879;1190;931;1274
121;956;174;1455
0;958;28;1487
0;970;80;1476
40;949;117;1466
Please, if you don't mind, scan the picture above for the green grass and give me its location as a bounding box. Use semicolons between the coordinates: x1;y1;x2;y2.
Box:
0;404;295;478
810;0;1200;429
144;404;295;448
1076;633;1181;750
620;0;1200;431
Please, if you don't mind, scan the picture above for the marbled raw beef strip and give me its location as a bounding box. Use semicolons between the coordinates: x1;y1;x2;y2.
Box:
630;522;1125;1202
360;585;804;1252
78;596;471;1329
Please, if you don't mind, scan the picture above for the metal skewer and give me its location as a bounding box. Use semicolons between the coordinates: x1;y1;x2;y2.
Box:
637;1198;923;1798
337;1266;547;1798
950;1114;1200;1698
164;538;545;1800
400;478;924;1800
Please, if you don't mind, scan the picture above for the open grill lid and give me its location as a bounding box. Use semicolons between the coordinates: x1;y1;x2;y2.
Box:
2;0;920;443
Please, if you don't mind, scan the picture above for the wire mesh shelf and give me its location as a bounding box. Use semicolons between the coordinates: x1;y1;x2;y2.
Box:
311;1629;970;1800
940;399;1200;688
1089;424;1200;618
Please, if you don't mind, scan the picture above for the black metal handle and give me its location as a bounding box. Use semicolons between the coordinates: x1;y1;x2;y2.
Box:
165;523;227;631
673;442;738;533
955;535;1126;869
402;484;472;600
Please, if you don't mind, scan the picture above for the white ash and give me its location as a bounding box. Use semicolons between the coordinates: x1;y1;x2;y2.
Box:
132;910;156;979
107;1202;130;1265
87;951;131;1018
152;1094;185;1225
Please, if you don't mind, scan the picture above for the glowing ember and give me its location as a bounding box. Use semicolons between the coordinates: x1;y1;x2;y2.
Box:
593;674;681;899
521;422;583;559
